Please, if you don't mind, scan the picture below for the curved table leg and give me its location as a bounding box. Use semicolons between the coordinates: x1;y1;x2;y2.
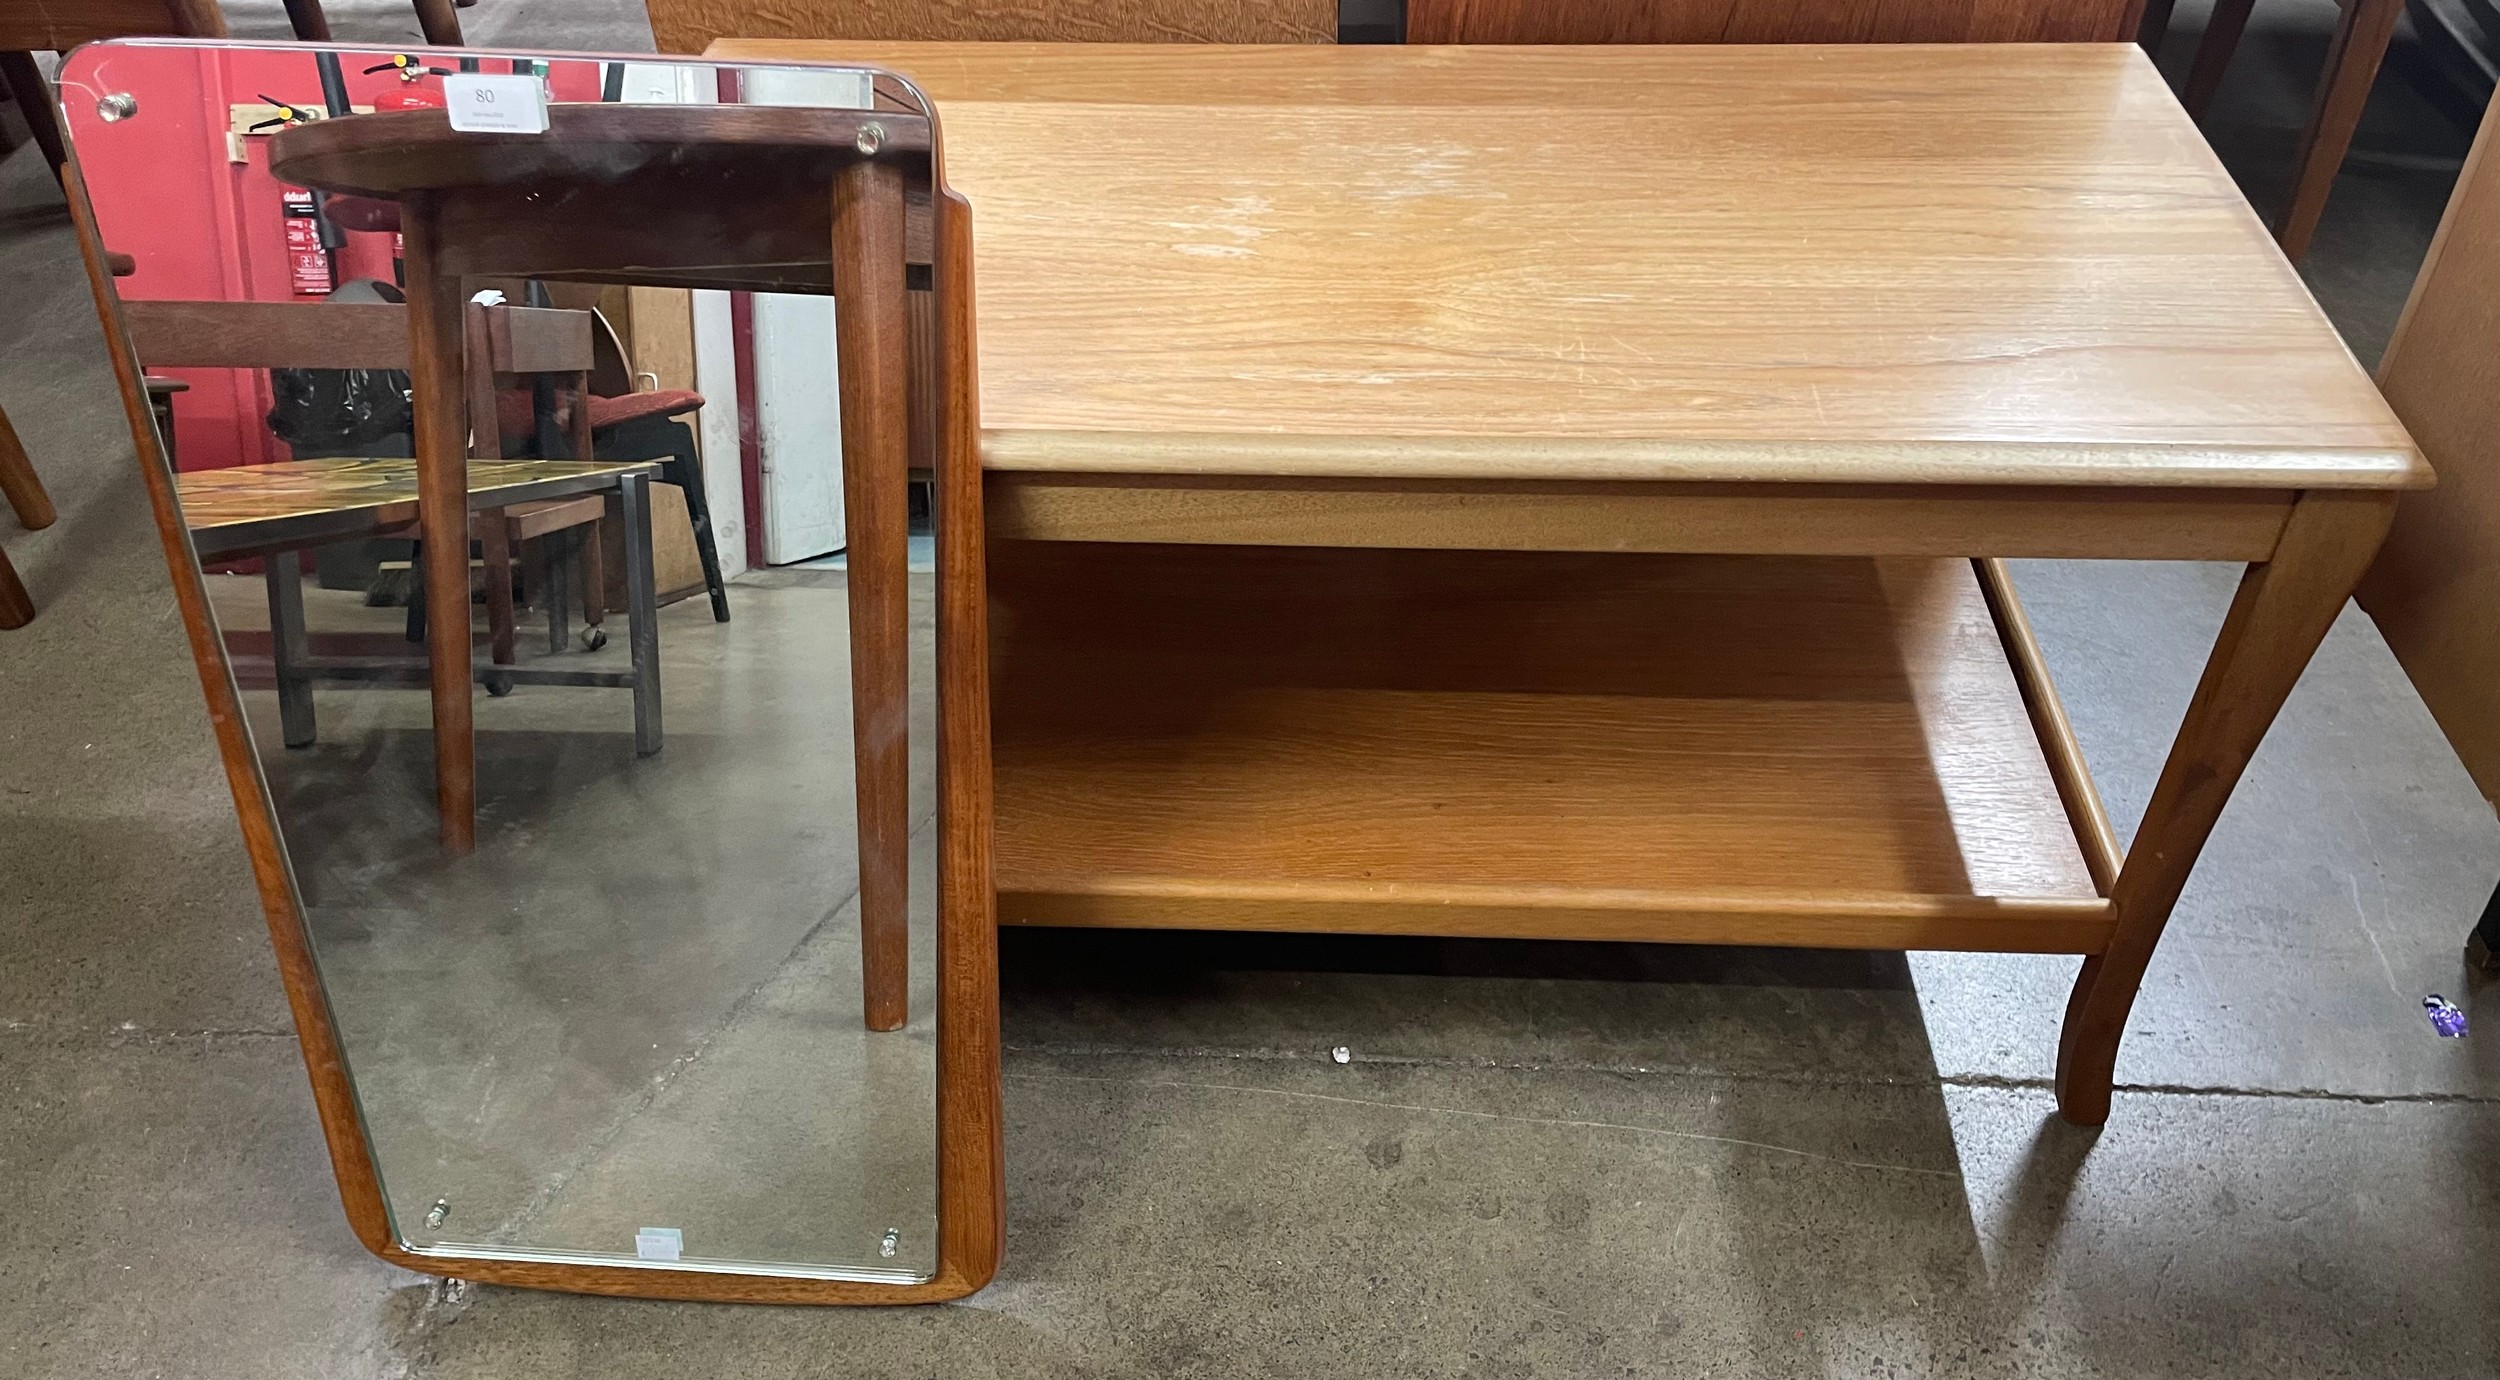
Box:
2056;490;2395;1124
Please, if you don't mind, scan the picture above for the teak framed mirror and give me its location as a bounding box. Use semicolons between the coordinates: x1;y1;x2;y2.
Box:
57;37;998;1303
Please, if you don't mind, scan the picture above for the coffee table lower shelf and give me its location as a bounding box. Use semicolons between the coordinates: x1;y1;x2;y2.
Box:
991;541;2118;956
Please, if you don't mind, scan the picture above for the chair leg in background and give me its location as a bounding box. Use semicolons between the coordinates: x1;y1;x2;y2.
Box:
0;52;65;185
0;546;30;629
2278;0;2407;262
2468;879;2500;970
2183;0;2260;117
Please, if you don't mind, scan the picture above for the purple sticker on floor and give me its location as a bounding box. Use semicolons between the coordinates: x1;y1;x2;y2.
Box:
2425;995;2469;1038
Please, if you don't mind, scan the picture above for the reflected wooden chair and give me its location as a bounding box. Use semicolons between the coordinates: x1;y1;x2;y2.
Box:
0;401;56;629
2164;0;2405;263
461;296;610;671
118;293;610;675
324;192;733;626
269;99;942;1030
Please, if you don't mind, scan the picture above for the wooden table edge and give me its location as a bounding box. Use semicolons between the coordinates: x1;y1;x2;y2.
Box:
977;430;2431;490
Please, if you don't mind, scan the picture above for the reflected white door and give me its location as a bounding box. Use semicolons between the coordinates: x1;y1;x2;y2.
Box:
753;294;845;564
742;67;877;565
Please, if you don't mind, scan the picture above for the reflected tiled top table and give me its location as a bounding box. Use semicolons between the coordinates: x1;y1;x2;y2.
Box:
179;456;654;561
709;39;2429;1126
179;455;666;798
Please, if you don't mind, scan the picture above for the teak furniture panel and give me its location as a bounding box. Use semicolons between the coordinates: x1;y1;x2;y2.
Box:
716;41;2422;491
992;543;2107;952
986;475;2296;560
1406;0;2139;44
2359;90;2500;806
120;299;591;373
646;0;1335;55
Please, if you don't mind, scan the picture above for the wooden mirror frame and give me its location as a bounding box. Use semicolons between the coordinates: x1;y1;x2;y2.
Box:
60;39;1000;1304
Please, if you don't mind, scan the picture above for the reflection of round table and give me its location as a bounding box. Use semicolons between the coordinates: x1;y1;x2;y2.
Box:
268;102;941;1033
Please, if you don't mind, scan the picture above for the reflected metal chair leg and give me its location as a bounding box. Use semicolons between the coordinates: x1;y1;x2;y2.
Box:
619;474;662;757
480;510;517;666
264;552;317;748
544;527;570;654
663;450;730;622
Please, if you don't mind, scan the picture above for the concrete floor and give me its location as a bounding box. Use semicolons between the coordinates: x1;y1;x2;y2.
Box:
202;575;943;1277
6;4;2500;1378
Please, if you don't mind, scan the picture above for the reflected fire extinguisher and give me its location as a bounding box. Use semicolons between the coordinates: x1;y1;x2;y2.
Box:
280;189;333;297
362;53;452;111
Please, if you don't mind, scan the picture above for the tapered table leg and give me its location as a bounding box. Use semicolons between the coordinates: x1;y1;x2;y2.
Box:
833;155;913;1033
400;194;477;856
2056;491;2396;1124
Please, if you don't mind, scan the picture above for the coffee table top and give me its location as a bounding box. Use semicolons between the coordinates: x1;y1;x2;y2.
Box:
713;40;2424;491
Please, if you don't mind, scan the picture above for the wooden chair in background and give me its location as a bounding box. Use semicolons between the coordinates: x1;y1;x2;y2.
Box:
0;401;55;629
1402;0;2139;43
118;295;613;672
640;0;1335;53
2162;0;2406;263
459;295;612;668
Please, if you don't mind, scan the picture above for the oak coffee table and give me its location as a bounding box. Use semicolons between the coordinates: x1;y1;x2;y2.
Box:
711;38;2429;1124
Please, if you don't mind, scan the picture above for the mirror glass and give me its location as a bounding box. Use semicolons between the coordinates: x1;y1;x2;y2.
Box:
60;40;941;1282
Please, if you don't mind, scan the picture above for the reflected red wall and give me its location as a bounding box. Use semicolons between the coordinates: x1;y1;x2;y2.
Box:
62;43;604;471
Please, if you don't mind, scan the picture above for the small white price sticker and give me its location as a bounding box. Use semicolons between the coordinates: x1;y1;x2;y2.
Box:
442;73;549;135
